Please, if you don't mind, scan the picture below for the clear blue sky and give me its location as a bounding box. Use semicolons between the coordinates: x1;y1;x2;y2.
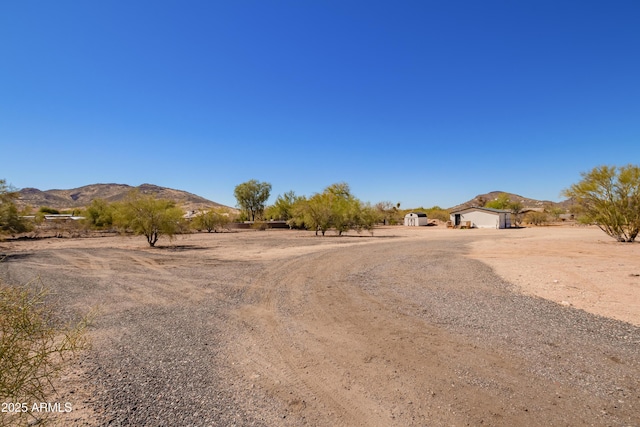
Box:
2;1;639;208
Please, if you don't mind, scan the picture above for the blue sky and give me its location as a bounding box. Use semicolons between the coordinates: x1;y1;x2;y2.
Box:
2;1;639;208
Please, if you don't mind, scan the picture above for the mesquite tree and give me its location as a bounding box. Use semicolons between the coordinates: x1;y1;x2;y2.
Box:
114;191;187;246
233;179;272;221
564;165;640;242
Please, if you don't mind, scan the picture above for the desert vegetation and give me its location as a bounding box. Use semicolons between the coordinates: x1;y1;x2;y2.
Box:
5;165;640;244
564;164;640;242
264;190;299;222
83;199;116;229
2;167;640;425
0;279;89;427
233;179;272;222
112;190;188;247
191;207;234;233
0;180;31;236
524;210;549;226
287;183;380;236
237;182;380;235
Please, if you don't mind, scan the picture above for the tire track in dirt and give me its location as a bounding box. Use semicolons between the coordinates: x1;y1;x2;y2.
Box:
43;248;213;310
232;243;475;425
235;254;384;426
3;231;639;425
55;249;112;273
230;239;640;426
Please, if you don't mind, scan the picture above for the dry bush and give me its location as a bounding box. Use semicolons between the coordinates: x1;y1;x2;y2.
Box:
250;221;269;231
525;211;549;226
0;279;90;426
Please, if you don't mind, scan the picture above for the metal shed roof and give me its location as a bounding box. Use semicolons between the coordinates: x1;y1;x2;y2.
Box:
449;206;510;214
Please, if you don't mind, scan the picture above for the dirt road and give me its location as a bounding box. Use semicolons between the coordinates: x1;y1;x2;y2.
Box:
1;228;638;426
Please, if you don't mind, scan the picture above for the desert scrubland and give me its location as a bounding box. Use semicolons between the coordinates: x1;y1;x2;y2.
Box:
1;225;639;426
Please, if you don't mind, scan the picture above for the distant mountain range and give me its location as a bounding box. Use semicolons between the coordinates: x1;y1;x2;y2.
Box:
16;183;229;212
447;191;572;212
15;184;571;215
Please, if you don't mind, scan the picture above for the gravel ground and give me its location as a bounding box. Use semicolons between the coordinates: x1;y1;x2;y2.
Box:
1;230;639;426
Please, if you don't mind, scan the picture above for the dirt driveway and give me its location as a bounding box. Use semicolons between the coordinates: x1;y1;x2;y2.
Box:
1;226;638;426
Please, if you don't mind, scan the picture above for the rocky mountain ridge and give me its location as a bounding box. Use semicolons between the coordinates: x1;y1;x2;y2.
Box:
16;184;571;214
447;191;572;212
16;183;228;212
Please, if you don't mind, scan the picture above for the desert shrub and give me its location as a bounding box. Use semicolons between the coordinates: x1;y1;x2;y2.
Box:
0;180;31;235
37;207;60;215
264;191;299;221
543;204;565;221
374;201;396;225
290;183;377;236
525;211;548;226
236;211;250;222
83;199;115;229
0;279;89;427
113;190;187;246
484;193;511;209
424;206;450;222
250;221;269;230
352;203;379;234
192;208;233;233
564;165;640;242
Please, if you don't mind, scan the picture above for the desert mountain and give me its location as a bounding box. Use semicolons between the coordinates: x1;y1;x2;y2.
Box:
17;183;229;212
447;191;573;212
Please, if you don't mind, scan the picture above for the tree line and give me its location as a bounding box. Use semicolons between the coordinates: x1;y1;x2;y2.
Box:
0;185;236;247
264;182;379;236
81;191;235;246
3;164;640;244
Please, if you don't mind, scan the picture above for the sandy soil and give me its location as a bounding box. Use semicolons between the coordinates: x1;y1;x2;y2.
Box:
8;225;638;326
1;226;639;426
467;225;640;326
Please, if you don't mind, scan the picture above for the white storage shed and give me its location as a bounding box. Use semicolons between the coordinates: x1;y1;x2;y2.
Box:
404;212;428;226
450;207;511;229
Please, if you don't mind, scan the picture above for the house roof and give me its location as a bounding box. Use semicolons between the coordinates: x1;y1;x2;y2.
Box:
450;206;511;214
405;212;427;217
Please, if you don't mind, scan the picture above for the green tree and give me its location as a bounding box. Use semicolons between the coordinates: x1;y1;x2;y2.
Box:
83;198;115;229
484;193;511;209
290;183;379;236
563;165;640;242
326;183;356;236
234;179;272;221
0;179;30;235
265;190;299;221
192;207;232;233
352;202;380;234
114;191;187;246
292;193;333;236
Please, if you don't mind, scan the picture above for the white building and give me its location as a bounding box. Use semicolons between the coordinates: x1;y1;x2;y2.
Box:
404;212;428;226
449;207;511;229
